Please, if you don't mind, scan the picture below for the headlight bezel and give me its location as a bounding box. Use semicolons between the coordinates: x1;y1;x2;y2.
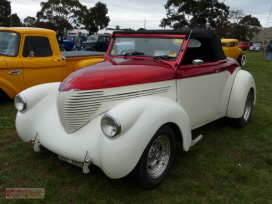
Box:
101;113;121;138
14;93;27;112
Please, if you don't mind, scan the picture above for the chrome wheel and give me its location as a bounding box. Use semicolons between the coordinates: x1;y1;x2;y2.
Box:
132;125;175;189
241;54;246;66
147;135;170;178
243;91;253;123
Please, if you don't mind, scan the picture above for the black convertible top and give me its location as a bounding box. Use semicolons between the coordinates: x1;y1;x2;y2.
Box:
113;29;226;61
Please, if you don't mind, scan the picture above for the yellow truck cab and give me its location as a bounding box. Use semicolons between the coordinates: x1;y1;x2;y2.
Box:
0;27;105;99
221;39;246;66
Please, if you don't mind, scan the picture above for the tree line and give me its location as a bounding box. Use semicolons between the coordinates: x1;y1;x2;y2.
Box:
0;0;262;41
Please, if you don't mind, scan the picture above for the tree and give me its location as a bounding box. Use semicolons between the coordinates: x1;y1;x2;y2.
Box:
160;0;229;29
0;0;11;26
239;15;261;27
36;0;86;31
215;10;262;41
82;2;110;35
23;16;36;27
10;13;22;27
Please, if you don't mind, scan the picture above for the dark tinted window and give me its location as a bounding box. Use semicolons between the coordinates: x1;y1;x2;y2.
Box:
23;36;52;58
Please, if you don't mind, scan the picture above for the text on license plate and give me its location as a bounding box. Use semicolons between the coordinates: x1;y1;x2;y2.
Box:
58;155;83;168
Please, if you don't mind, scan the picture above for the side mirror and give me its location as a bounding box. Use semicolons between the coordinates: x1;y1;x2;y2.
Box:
192;59;203;65
27;51;34;58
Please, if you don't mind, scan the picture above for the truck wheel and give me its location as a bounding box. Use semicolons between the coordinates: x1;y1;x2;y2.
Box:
132;125;175;189
233;90;254;128
237;53;246;66
84;46;95;51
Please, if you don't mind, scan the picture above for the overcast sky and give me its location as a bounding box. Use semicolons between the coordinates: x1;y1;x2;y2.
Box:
10;0;272;30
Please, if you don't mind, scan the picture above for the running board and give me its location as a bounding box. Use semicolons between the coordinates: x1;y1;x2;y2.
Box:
190;135;203;147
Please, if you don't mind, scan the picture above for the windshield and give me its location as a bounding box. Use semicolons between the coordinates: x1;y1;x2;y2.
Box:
110;36;184;60
0;31;20;57
87;36;98;41
253;42;262;46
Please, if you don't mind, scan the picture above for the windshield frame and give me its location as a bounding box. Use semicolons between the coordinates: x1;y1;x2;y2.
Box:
0;31;21;57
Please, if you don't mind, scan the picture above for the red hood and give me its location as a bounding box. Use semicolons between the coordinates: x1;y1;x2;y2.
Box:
59;58;175;92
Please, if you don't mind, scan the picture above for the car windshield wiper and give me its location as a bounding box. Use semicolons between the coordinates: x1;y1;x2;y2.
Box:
124;51;145;56
153;55;176;60
0;52;7;56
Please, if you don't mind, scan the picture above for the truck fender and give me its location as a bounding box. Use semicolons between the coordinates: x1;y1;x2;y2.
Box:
227;70;256;118
73;57;104;71
99;96;192;178
0;77;20;99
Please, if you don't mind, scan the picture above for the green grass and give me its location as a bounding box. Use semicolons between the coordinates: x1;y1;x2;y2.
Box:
1;51;272;204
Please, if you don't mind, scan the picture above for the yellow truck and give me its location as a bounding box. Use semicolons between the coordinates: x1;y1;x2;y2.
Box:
0;27;105;99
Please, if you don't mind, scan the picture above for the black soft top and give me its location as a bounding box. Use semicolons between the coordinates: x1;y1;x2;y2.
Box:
113;29;226;61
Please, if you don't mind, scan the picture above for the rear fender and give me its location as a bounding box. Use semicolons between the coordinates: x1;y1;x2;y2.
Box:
227;70;256;118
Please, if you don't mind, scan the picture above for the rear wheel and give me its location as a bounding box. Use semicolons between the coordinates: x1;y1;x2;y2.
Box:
237;53;246;66
233;90;254;128
132;125;175;189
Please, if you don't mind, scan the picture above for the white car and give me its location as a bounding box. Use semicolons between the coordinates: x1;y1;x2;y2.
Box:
249;42;263;51
15;29;256;189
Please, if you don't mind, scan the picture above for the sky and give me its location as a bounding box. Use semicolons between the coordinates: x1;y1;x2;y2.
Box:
10;0;272;30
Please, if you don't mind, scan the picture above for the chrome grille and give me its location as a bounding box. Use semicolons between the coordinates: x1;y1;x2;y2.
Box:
59;85;170;133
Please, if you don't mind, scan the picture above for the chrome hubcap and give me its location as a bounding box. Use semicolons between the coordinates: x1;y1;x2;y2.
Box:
147;135;170;178
242;55;246;65
243;93;252;122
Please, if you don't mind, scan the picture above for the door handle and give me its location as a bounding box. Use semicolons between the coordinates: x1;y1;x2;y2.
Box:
9;70;22;75
52;58;60;61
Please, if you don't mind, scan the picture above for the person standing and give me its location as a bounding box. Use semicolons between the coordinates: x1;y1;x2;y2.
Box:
261;40;267;57
266;40;272;61
56;30;63;51
74;32;83;51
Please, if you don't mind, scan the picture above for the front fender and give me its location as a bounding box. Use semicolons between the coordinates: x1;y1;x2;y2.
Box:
227;70;256;118
99;96;192;178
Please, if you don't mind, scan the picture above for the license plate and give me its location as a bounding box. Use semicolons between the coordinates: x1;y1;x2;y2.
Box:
58;155;83;168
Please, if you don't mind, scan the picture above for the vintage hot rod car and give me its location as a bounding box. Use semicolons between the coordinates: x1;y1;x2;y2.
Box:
15;30;256;189
221;39;246;66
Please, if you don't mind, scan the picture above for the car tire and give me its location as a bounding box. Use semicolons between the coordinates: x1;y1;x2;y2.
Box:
132;125;175;189
237;53;246;66
84;46;95;51
233;90;254;128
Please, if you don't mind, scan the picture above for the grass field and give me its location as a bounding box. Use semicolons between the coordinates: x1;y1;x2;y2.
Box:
0;50;271;204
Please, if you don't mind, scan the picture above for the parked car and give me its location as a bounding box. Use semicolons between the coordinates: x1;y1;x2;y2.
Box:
83;34;111;52
62;35;87;51
221;39;246;66
238;41;250;50
249;42;263;51
15;29;256;189
0;27;104;99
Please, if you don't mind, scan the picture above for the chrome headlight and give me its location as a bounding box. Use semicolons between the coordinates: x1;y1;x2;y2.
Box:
101;113;121;138
14;93;27;112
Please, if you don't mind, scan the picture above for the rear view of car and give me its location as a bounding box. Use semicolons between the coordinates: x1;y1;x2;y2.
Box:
238;42;250;50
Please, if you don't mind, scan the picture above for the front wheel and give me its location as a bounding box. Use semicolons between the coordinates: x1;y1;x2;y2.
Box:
132;125;175;189
237;53;246;66
233;90;254;128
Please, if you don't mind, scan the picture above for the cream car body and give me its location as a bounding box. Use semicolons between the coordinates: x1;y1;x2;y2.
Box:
15;29;256;189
